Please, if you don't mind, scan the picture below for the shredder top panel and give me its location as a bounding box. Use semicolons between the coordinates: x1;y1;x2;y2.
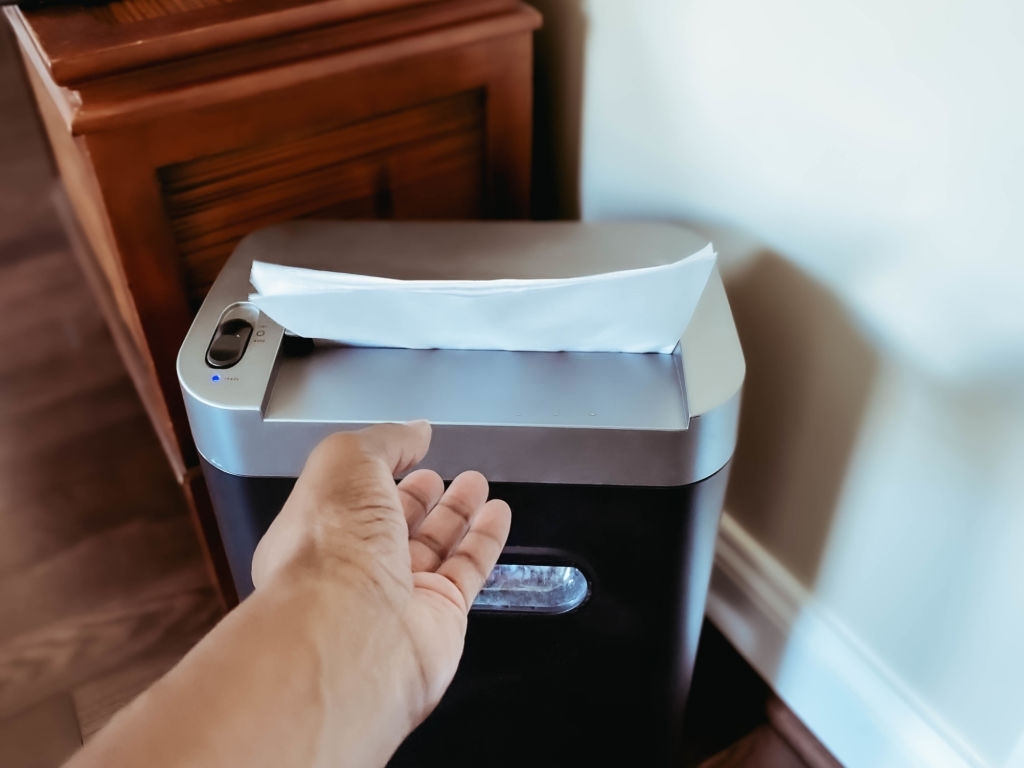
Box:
177;221;745;486
265;347;687;430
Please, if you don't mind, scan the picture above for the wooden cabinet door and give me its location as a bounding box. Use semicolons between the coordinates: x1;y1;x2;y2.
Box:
159;91;485;307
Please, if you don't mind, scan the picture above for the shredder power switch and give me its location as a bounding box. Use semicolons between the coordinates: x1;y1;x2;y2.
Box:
206;318;253;369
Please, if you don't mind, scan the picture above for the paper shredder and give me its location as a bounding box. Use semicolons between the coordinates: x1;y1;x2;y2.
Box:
177;221;745;766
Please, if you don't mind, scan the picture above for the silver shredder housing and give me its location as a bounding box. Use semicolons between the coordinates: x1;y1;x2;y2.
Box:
177;221;745;767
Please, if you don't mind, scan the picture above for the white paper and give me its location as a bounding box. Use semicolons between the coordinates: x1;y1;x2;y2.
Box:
249;244;716;353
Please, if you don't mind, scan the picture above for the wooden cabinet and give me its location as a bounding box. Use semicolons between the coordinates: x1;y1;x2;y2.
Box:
5;0;540;604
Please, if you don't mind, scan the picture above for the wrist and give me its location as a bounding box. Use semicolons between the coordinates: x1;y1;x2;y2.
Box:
276;574;421;766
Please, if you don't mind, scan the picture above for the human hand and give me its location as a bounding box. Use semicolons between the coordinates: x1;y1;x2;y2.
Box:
251;421;511;759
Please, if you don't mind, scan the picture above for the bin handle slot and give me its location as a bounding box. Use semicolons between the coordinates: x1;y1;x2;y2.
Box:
471;548;591;615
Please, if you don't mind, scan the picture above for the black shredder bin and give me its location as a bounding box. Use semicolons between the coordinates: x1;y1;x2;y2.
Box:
177;221;745;766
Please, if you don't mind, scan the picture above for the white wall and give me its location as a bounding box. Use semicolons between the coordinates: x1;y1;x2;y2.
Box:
560;1;1024;765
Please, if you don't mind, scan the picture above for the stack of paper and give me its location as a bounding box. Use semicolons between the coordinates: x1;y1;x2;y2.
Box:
249;244;716;353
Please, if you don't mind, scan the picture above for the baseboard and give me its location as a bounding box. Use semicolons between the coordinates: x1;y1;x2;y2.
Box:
706;513;988;768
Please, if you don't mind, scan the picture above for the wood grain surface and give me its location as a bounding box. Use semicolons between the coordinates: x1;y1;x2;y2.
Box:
159;90;485;303
14;0;462;83
0;27;221;762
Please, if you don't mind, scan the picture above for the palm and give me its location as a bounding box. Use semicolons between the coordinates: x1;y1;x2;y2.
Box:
391;468;508;709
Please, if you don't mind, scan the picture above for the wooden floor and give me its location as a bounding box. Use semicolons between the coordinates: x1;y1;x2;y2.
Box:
0;24;838;768
0;24;222;765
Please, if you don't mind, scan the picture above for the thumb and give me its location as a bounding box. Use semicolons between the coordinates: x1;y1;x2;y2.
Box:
356;420;432;476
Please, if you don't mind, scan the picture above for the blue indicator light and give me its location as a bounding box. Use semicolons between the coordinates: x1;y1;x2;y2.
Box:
211;375;220;382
